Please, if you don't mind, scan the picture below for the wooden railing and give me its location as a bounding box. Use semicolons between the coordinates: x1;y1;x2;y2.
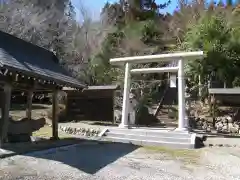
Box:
153;85;169;117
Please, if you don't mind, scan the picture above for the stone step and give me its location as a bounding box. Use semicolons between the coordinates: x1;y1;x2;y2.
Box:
158;112;169;114
151;105;159;109
157;116;169;119
157;112;169;115
158;112;169;116
103;136;194;149
160;108;169;111
108;128;192;138
158;111;169;114
161;123;178;127
159;113;171;116
157;118;176;122
106;132;191;143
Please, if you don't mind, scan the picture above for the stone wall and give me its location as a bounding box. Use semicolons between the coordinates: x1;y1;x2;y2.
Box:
191;115;240;134
215;116;239;134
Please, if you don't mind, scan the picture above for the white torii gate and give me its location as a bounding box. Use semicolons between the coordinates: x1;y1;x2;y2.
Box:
110;51;204;131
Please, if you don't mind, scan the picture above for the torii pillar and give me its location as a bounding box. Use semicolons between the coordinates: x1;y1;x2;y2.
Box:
119;63;131;128
175;59;188;131
110;51;204;131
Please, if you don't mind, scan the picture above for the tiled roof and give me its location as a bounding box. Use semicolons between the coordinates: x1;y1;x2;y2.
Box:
0;31;86;89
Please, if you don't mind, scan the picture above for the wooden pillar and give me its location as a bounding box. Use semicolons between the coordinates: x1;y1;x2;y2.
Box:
112;91;115;124
26;89;33;120
0;83;12;145
52;90;59;140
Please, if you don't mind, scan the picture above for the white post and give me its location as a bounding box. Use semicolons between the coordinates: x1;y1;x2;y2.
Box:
176;59;188;131
119;63;131;128
198;75;202;97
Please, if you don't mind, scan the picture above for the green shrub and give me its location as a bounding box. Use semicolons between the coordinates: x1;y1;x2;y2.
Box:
233;77;240;87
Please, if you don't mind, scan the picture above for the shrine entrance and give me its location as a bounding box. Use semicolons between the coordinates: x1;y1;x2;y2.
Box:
0;31;85;146
110;51;204;131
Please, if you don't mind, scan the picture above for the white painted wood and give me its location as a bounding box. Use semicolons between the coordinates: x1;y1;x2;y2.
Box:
209;88;240;94
110;51;204;131
175;59;187;131
170;74;177;88
198;75;202;97
110;51;204;65
119;63;131;128
130;67;178;74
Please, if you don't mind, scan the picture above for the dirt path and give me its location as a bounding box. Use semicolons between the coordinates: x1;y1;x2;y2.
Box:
0;143;240;180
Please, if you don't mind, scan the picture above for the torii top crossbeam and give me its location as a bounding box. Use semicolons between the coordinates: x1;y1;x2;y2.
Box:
110;51;204;65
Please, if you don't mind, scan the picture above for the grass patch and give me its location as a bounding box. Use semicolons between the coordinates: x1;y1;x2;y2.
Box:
0;125;80;158
143;146;200;165
32;125;52;137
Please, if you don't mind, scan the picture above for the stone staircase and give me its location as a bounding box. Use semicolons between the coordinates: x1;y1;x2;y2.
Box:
149;87;178;127
156;106;178;127
101;128;197;149
153;88;177;115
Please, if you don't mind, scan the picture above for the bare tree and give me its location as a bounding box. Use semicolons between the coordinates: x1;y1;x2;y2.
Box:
61;1;115;83
0;0;114;84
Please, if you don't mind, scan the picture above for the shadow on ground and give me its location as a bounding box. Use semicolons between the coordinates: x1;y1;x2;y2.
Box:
91;122;118;127
1;138;139;174
192;129;240;139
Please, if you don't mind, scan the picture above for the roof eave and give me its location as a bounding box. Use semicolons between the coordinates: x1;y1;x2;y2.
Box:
1;65;86;90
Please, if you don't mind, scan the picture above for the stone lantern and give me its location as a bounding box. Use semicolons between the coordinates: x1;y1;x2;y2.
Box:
128;91;138;126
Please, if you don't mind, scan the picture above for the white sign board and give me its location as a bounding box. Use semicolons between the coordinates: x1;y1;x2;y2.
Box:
170;74;177;88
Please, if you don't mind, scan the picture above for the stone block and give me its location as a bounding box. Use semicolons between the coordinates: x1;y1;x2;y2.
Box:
8;117;46;135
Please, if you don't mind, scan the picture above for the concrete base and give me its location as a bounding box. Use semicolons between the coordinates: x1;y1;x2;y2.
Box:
101;128;199;149
118;124;129;128
174;127;189;132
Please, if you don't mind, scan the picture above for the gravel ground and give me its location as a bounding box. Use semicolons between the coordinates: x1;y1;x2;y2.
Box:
0;143;240;180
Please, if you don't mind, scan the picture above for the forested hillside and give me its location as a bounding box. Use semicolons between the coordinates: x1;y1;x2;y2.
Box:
1;0;240;100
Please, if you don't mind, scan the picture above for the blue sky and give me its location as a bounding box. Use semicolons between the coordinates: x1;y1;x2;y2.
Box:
71;0;229;21
71;0;178;21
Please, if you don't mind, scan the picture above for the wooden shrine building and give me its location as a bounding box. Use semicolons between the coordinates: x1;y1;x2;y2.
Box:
0;31;86;146
63;85;120;122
